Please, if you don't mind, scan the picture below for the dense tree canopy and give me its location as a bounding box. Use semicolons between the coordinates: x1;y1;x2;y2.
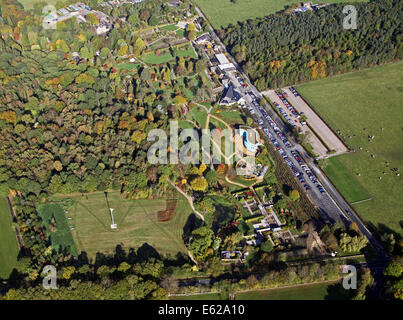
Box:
221;0;403;89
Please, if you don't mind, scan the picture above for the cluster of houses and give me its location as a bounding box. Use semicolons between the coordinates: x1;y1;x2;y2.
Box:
44;2;111;35
293;2;331;13
194;33;244;106
220;189;298;263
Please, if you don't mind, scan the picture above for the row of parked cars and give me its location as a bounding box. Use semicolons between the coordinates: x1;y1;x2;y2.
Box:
290;150;326;194
273;102;297;129
236;75;248;88
246;92;327;196
276;91;301;119
289;87;299;97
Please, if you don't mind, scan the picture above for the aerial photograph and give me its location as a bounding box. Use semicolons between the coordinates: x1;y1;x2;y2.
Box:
0;0;401;308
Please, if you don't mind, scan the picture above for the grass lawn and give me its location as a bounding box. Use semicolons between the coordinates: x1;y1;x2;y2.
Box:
19;0;59;9
161;24;179;32
297;61;403;235
50;192;193;259
195;0;366;29
187;104;208;128
37;203;78;256
175;29;186;38
324;156;370;203
0;198;19;279
235;281;340;300
142;46;196;65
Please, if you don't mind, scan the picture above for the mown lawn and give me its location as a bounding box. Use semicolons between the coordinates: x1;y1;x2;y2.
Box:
297;61;403;234
141;46;196;65
37;203;78;256
0;198;19;279
194;0;366;29
235;281;340;300
161;24;179;32
324;156;370;203
50;192;193;259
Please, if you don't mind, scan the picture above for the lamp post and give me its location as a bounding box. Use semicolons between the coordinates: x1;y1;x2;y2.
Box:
110;208;117;229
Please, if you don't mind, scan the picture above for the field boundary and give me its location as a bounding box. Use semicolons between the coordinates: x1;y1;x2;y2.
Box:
319;166;372;232
6;196;23;249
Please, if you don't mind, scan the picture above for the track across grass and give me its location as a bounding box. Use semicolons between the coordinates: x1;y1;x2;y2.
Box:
194;0;367;29
50;192;193;259
0;198;19;279
37;203;78;256
297;61;403;234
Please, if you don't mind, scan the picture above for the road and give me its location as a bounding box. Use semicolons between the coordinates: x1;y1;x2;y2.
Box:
195;5;388;261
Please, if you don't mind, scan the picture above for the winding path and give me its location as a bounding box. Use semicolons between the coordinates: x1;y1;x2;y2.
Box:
167;178;205;222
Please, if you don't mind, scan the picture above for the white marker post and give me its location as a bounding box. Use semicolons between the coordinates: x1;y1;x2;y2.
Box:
110;208;117;229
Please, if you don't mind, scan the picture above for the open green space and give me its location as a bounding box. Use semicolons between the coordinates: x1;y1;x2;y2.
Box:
18;0;59;9
37;202;78;256
195;0;366;29
186;104;208;128
161;24;180;32
0;198;19;279
297;61;403;234
141;45;196;65
50;192;193;259
235;281;339;300
324;156;370;203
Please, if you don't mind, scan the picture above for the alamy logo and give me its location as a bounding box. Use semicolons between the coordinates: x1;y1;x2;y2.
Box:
342;265;357;290
42;265;57;289
343;5;358;30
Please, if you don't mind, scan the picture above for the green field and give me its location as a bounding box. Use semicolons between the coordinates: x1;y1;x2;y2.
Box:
161;24;180;32
0;198;19;279
235;281;339;300
297;61;403;234
324;157;370;203
19;0;59;9
142;46;197;65
50;192;193;259
37;202;78;256
195;0;366;29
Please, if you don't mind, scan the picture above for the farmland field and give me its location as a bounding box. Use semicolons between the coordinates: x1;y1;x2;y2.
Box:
50;192;193;259
0;198;19;279
297;61;403;235
324;156;370;203
194;0;367;29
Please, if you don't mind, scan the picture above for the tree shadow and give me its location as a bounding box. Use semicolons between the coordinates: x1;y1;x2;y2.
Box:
182;213;203;244
136;243;161;262
324;282;353;300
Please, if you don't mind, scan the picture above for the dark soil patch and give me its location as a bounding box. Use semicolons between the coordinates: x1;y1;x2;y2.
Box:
157;199;177;222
